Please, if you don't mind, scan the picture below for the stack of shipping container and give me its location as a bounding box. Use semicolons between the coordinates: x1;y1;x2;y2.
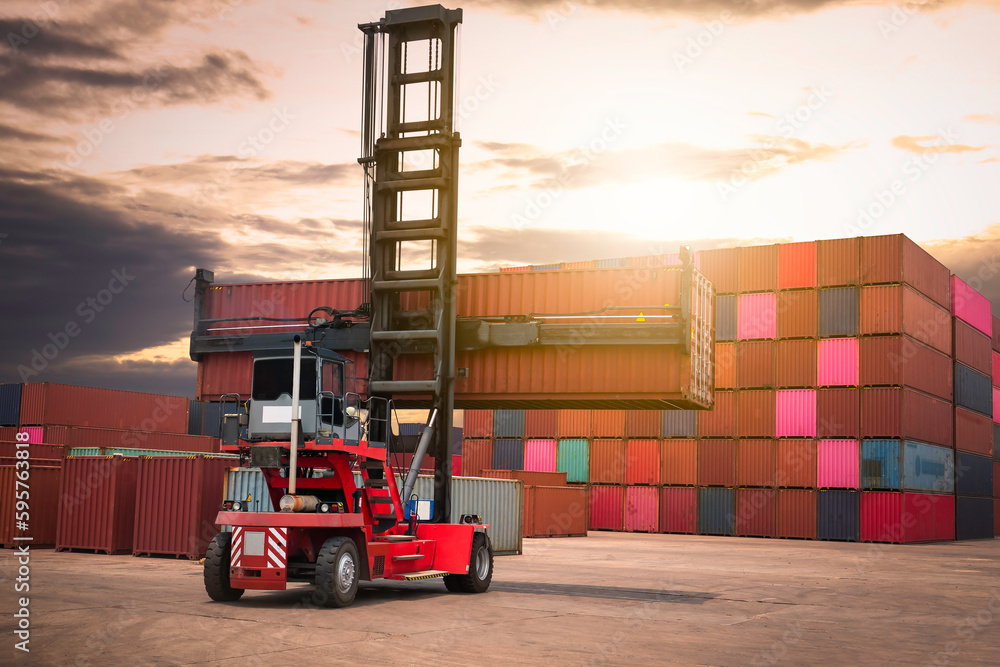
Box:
461;234;997;543
995;319;1000;536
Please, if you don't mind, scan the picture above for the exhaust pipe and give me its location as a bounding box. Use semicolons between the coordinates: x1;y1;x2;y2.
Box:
289;335;303;495
400;408;437;504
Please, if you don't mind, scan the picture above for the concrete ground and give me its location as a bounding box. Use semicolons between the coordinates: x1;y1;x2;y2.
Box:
2;533;998;666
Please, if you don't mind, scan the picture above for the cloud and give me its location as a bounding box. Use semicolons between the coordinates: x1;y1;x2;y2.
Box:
966;113;1000;124
924;224;1000;313
0;123;64;143
122;156;357;189
891;135;987;154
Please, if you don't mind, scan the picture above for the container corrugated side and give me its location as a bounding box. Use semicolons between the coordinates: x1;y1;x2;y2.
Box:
738;244;778;293
494;410;526;438
817;237;860;288
20;383;190;433
951;275;992;336
0;465;60;547
0;442;64;461
523;486;587;538
479;470;568;487
462;410;493;438
817;388;860;439
817;440;860;489
735;488;776;537
860;491;955;543
625;411;661;438
68;447;236;458
776;439;816;488
45;426;219;454
698;487;735;535
858;335;953;401
524;410;558;438
589;439;625;484
591;411;625;438
955;451;993;497
817;490;859;541
860;235;951;308
557;410;591;438
197;351;254;400
412;475;523;555
995;424;1000;461
859;284;952;354
698;440;735;487
776;389;816;438
776;339;817;388
902;441;954;493
716;295;737;341
492;439;524;471
818;288;859;337
698;247;739;294
624;486;659;532
223;467;274;512
954;319;992;375
955;406;993;457
737;389;775;437
736;341;775;388
776;290;818;339
56;456;140;554
737;292;777;340
860;439;902;490
777;241;817;290
523;439;557;473
776;489;816;538
661;439;697;486
715;342;737;389
955;495;994;540
0;383;22;426
736;439;776;487
954;363;992;417
461;439;493;477
589;485;624;531
625;439;660;485
861;387;953;447
661;411;697;437
817;338;858;387
556;439;589;483
659;486;697;533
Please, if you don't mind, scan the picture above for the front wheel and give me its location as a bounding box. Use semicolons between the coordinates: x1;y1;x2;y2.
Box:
444;531;493;594
204;532;244;602
313;537;360;608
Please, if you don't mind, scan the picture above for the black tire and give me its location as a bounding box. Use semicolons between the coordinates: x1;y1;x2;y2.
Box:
204;532;244;602
313;537;360;608
445;532;493;594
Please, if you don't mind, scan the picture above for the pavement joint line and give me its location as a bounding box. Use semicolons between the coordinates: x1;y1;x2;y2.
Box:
147;607;397;635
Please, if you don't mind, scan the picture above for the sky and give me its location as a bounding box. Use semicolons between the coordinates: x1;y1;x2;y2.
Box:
0;0;998;398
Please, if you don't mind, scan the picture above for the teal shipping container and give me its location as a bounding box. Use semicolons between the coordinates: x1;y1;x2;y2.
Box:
70;448;238;459
557;439;589;483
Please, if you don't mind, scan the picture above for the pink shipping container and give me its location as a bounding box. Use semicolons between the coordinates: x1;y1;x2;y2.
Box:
776;390;817;437
56;456;140;554
20;383;189;434
817;439;860;489
524;439;557;472
659;486;698;533
21;426;43;444
860;492;954;543
817;338;859;387
994;388;1000;425
737;292;777;340
951;275;992;336
624;486;659;532
589;485;624;531
625;439;660;485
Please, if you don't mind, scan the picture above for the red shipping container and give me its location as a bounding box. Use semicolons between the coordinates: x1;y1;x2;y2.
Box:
626;411;661;438
697;390;736;437
56;456;140;554
463;410;493;438
737;389;775;437
625;439;660;485
951;275;992;337
736;439;777;487
776;339;817;388
461;439;493;477
737;340;775;388
955;407;992;456
735;488;776;537
993;351;1000;382
556;410;591;438
0;465;61;547
715;342;737;389
659;486;697;534
0;442;64;462
589;485;624;531
861;387;953;447
860;235;951;309
817;388;860;439
954;319;993;376
661;439;697;485
776;290;818;339
738;292;777;340
624;486;659;532
43;426;218;454
859;285;951;355
776;489;817;538
698;439;736;486
524;410;558;438
197;351;254;401
592;411;626;438
499;265;530;272
20;383;189;434
859;335;953;401
993;462;999;498
699;247;739;294
777;241;817;290
132;457;231;559
860;491;954;543
776;440;817;488
817;237;860;287
589;439;625;484
523;485;588;538
817;338;859;387
738;244;778;293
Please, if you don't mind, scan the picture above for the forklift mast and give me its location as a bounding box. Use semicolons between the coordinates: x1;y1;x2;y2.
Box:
359;6;464;524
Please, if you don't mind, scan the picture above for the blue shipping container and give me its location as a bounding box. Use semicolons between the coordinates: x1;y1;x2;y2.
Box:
955;496;994;540
716;295;736;341
818;287;859;337
955;451;993;497
223;467;274;512
492;439;524;470
994;423;1000;462
494;410;526;438
0;383;22;427
662;411;697;437
861;439;902;489
202;402;223;438
698;488;734;535
818;490;859;541
902;441;954;493
954;363;992;417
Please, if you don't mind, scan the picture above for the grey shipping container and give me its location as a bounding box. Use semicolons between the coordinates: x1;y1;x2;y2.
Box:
492;439;524;470
596;257;626;268
860;439;901;490
698;487;734;535
188;400;204;436
818;490;859;541
954;363;992;417
955;496;994;540
716;295;737;341
0;383;22;426
819;287;859;337
955;451;993;497
412;475;523;555
662;411;697;437
903;441;954;493
222;467;274;512
493;410;526;438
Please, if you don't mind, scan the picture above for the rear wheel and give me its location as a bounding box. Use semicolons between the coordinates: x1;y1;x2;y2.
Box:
204;532;244;602
313;537;360;608
444;531;493;594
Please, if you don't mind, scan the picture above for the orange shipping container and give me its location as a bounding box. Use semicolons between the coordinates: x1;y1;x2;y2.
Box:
858;285;951;355
860;234;951;309
737;439;777;487
737;390;776;437
625;439;660;485
817;388;860;439
953;319;993;376
859;335;953;401
817;237;860;288
715;342;737;389
557;410;591;438
524;410;558;438
736;340;775;388
479;470;568;486
777;241;817;290
589;439;626;484
699;247;739;294
463;410;493;438
660;439;697;486
56;457;140;554
777;290;818;339
698;390;736;437
592;411;626;438
626;411;661;438
523;486;588;538
461;439;493;477
738;245;778;293
698;439;736;486
776;339;817;388
776;439;817;488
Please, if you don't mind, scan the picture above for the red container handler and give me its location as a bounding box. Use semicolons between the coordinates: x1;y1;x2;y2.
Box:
953;319;993;376
860;491;954;543
776;440;817;488
19;383;190;434
625;439;660;485
0;465;61;548
736;439;777;487
556;410;591;438
861;387;953;447
659;486;697;533
589;485;624;531
56;456;140;554
735;488;776;537
589;439;626;485
523;486;588;538
660;439;697;486
698;439;736;487
776;339;817;388
462;410;493;438
776;290;818;339
524;410;558;438
132;457;232;559
624;486;659;532
858;335;953;401
859;284;952;355
860;235;951;308
777;241;817;291
461;439;493;477
776;489;817;539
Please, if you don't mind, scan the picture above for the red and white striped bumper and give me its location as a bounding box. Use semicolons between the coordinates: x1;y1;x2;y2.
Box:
229;526;289;590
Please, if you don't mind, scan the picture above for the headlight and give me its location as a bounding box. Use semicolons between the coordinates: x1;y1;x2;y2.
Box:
232;500;244;512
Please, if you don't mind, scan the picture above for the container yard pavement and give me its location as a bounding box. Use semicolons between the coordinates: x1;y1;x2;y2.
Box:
4;534;999;666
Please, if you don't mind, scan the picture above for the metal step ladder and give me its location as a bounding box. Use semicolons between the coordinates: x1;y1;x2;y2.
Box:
359;459;403;532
